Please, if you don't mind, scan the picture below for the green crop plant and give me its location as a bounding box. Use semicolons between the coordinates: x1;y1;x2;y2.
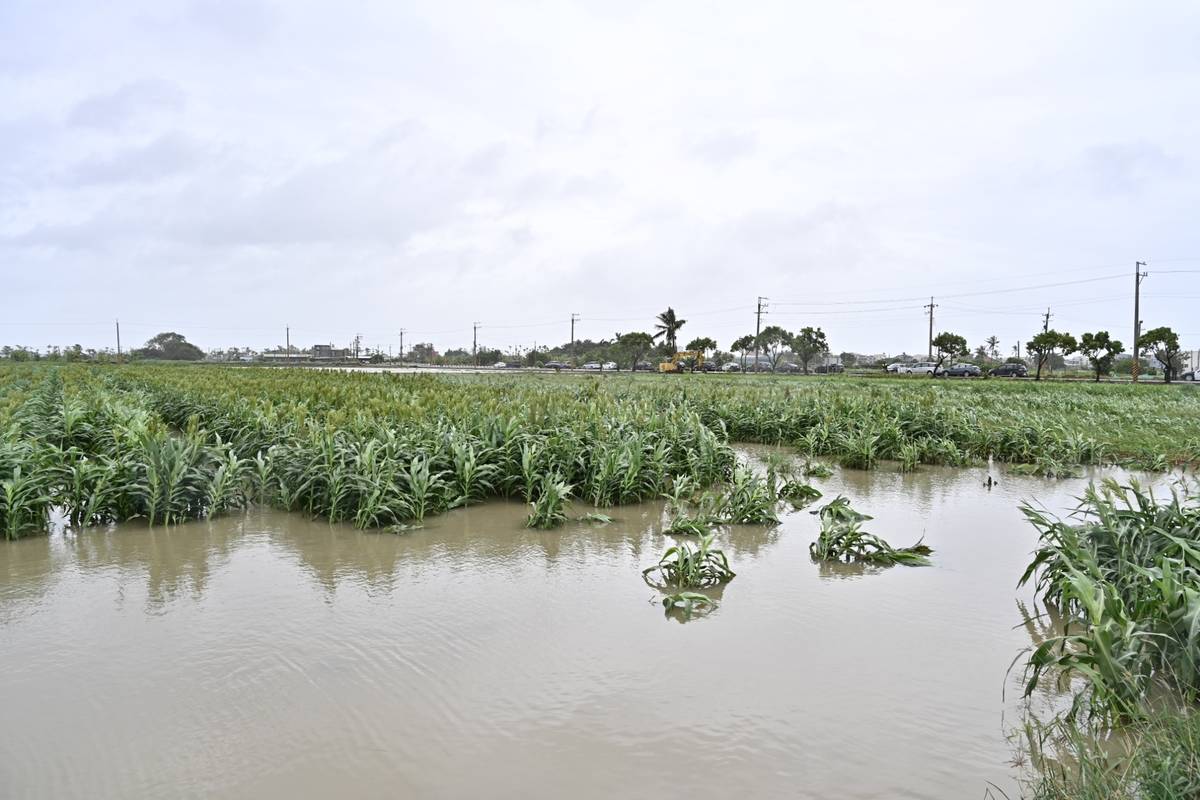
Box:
722;465;779;524
643;533;736;589
661;591;717;620
809;497;932;566
1018;479;1200;723
526;474;572;529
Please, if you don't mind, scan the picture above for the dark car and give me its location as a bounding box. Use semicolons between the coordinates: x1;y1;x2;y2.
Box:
634;361;655;372
943;363;981;377
989;363;1028;378
826;363;845;374
542;361;569;370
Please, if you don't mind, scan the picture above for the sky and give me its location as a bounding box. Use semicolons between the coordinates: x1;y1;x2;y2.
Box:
2;0;1199;357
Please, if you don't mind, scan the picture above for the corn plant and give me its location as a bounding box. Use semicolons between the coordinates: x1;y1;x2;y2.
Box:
1018;479;1200;723
526;474;572;529
809;497;932;567
643;533;736;589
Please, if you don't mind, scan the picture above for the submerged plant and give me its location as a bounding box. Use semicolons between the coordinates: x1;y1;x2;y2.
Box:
643;533;736;589
809;497;932;567
661;591;717;620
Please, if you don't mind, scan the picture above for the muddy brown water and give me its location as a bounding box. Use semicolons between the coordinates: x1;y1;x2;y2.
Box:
0;457;1132;799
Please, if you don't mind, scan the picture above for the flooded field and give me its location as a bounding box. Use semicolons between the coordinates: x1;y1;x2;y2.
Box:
0;457;1121;799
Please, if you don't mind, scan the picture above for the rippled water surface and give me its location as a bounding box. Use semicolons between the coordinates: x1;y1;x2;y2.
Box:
1;459;1109;799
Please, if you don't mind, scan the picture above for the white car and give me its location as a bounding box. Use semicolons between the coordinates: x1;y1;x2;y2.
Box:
601;361;617;371
492;361;507;369
581;362;601;370
722;363;742;372
901;361;938;375
885;362;906;373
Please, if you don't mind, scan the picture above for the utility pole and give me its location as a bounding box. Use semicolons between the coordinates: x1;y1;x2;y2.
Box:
570;313;580;366
924;297;938;358
115;319;122;362
1132;261;1148;382
286;326;291;365
398;328;406;363
1042;307;1052;333
473;322;479;366
753;296;768;372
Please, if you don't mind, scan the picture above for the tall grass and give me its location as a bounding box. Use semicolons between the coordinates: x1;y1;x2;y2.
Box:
1018;478;1200;723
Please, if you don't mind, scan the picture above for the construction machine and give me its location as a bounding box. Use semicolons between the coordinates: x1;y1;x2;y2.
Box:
658;351;705;373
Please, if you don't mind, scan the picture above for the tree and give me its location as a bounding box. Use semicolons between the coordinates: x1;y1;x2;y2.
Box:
730;335;755;370
839;352;858;368
930;332;968;376
1078;331;1123;382
1025;330;1077;381
137;332;204;361
1140;326;1183;383
791;326;829;374
755;326;792;372
617;332;654;372
973;345;988;361
685;336;717;356
652;307;687;351
409;342;436;363
985;336;1000;360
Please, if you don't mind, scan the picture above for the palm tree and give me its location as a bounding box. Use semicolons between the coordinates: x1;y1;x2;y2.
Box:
652;307;687;351
985;335;1000;360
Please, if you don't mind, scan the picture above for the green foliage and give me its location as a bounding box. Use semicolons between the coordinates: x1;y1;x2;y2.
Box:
526;474;572;529
791;326;830;374
661;591;717;620
685;336;718;354
1078;331;1124;382
1021;712;1200;800
1026;330;1078;380
809;497;932;566
931;331;968;374
135;331;205;361
1140;326;1183;382
643;533;736;589
755;326;792;372
1018;479;1200;723
652;307;687;351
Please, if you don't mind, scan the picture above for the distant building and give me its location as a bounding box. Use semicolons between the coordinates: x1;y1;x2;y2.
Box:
311;344;350;360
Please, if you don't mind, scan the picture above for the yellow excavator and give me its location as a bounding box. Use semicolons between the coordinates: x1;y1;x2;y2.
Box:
658;351;705;373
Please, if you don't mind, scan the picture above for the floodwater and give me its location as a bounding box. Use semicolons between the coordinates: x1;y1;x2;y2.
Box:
0;459;1130;799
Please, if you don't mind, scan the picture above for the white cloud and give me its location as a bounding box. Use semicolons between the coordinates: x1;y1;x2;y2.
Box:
1;0;1199;354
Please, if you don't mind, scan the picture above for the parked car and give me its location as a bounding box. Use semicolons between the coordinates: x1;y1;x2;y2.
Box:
826;363;845;374
1184;370;1197;382
543;360;569;370
581;362;601;370
491;361;507;369
989;362;1028;378
901;361;938;375
634;361;655;372
601;361;617;371
885;362;907;373
721;363;741;372
943;363;981;377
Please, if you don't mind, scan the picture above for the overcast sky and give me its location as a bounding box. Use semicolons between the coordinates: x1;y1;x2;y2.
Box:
2;0;1198;357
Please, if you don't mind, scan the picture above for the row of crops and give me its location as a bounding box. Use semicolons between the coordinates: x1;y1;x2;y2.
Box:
0;365;735;538
2;363;1197;538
